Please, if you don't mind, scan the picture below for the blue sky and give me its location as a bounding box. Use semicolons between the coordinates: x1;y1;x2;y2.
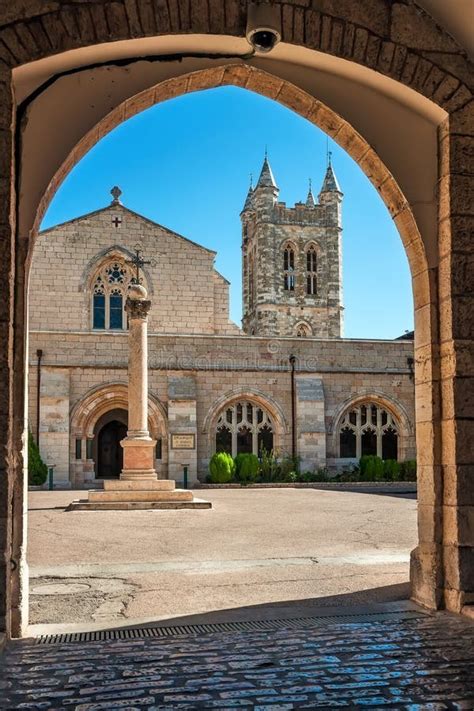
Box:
43;86;414;339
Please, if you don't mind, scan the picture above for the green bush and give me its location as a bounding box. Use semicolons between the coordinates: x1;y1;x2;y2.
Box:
359;455;384;481
235;453;260;483
28;431;48;486
400;459;417;481
209;452;235;483
259;448;279;482
279;454;301;481
313;468;330;482
383;459;401;481
297;469;329;483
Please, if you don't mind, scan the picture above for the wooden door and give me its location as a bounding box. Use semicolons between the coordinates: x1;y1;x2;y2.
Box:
97;420;127;478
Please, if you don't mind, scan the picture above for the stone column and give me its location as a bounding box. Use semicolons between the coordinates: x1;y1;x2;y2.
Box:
438;111;474;613
120;284;157;481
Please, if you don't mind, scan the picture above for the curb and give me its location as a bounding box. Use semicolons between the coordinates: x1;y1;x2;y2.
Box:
195;482;417;491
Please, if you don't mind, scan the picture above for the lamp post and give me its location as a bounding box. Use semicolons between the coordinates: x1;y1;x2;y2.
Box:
289;354;297;461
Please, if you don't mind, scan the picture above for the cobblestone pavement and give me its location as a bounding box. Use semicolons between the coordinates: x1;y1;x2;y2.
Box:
1;612;474;709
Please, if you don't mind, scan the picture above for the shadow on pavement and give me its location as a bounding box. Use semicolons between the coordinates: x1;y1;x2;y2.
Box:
28;582;413;637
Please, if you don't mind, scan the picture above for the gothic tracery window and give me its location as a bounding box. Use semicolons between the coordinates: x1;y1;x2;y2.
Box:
91;259;134;330
215;401;274;457
283;245;295;291
338;403;399;460
306;245;317;295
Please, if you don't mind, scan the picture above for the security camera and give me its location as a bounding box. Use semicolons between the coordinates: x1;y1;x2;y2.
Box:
246;2;281;54
247;27;281;53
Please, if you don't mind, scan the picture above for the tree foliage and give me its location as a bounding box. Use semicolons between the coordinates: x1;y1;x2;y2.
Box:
28;431;48;486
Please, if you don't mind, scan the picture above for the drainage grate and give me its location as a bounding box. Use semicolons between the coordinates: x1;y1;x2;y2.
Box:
35;609;425;645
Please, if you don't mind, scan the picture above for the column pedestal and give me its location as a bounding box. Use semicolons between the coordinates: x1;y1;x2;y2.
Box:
121;436;157;481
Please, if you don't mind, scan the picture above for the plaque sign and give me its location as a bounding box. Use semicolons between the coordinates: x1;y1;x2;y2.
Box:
171;433;196;450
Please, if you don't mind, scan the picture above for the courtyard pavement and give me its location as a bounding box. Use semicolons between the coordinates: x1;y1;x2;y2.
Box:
28;488;417;631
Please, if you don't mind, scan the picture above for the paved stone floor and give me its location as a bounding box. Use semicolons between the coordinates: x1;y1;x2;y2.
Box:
2;611;474;709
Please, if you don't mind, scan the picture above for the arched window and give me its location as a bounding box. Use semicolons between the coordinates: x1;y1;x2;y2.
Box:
283;245;295;291
306;246;317;295
296;323;311;338
91;259;137;331
215;401;274;457
338;403;399;460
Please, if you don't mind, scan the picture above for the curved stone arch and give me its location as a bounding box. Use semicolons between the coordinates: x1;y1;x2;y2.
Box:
329;390;413;461
4;3;469;111
33;64;429;290
203;388;289;455
279;238;298;252
303;240;322;255
79;245;154;296
1;6;471;636
70;382;167;439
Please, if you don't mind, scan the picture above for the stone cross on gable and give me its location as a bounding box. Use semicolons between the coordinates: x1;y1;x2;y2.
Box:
126;244;156;284
110;187;123;228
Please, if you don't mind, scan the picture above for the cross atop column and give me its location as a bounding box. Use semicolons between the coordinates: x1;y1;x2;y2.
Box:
126;243;155;284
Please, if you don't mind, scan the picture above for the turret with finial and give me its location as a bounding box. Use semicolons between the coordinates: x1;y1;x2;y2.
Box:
319;152;342;197
241;173;255;214
252;149;279;216
305;178;316;208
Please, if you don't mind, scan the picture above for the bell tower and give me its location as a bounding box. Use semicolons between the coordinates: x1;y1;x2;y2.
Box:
241;154;343;338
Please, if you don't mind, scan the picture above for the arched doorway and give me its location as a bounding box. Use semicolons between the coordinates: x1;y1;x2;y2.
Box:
95;409;128;479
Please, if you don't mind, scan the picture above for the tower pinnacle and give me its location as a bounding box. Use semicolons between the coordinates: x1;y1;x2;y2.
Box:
255;153;278;190
320;157;342;194
306;178;316;207
242;174;255;212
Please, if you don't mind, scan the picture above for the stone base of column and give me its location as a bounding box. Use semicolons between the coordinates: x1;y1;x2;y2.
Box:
120;469;158;481
120;436;157;481
67;436;211;511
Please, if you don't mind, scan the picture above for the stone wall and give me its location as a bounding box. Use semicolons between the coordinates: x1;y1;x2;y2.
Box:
28;330;415;485
30;203;240;336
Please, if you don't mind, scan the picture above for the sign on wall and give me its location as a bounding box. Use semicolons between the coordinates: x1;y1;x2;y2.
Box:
171;433;196;450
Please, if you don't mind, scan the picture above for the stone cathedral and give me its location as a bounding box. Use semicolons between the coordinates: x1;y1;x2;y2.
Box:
28;156;415;488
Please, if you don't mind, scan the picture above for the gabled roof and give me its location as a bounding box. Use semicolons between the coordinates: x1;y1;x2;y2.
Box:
40;203;217;256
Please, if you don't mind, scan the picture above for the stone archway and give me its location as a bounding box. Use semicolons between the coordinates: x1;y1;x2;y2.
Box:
69;383;168;488
0;3;471;638
94;409;128;479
